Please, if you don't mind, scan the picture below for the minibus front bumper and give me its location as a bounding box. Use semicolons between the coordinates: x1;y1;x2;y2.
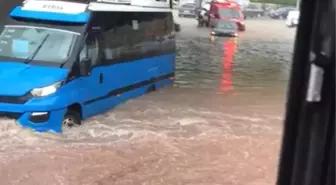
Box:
0;98;67;133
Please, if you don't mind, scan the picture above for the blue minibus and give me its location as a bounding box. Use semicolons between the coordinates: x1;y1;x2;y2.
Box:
0;0;176;132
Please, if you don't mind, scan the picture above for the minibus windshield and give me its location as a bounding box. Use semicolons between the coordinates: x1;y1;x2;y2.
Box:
0;25;79;63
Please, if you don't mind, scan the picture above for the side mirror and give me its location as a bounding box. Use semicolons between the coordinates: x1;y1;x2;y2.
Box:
174;23;181;32
79;58;91;76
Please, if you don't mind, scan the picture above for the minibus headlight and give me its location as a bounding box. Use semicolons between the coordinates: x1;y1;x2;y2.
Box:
31;81;63;97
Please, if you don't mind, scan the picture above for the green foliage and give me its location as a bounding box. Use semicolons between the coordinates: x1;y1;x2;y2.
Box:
250;0;297;6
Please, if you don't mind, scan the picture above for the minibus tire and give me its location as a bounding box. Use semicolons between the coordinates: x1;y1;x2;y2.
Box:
146;85;156;93
62;110;81;128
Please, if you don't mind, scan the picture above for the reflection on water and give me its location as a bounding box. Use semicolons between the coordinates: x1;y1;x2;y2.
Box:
220;38;237;94
175;36;290;94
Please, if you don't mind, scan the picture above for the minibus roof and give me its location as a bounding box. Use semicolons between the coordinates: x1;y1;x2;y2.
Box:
11;0;90;23
88;2;172;12
10;0;172;24
21;0;173;13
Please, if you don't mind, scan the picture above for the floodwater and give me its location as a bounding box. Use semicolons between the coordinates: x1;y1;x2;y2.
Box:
0;16;295;185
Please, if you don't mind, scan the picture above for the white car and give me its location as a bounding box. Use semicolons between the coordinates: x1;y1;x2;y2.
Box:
286;10;300;27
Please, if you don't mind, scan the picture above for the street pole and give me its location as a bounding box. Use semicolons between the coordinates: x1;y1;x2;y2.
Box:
296;0;300;10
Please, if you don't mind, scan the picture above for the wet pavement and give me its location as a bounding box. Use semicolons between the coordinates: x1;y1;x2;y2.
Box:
0;15;295;185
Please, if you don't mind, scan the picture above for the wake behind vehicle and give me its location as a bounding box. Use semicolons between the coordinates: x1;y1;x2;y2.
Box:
211;20;238;37
207;1;246;31
0;0;177;132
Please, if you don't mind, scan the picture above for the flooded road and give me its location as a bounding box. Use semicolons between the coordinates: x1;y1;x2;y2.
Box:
0;16;295;185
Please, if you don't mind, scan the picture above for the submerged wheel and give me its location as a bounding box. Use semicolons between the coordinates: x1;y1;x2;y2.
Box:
146;85;156;93
62;110;81;129
205;21;209;27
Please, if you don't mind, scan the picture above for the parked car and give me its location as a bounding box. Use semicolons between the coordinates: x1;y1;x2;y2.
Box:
243;4;264;18
269;7;296;19
286;10;300;27
178;3;196;17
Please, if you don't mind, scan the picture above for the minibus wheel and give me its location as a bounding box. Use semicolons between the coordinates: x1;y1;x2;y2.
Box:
146;85;156;93
62;110;81;128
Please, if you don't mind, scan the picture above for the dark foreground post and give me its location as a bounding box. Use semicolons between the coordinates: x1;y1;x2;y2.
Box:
276;0;335;184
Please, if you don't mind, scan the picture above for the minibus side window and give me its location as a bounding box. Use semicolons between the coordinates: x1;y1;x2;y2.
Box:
138;12;156;45
100;11;174;64
99;12;117;63
153;12;165;37
101;12;133;62
79;35;99;66
116;12;133;48
166;13;173;33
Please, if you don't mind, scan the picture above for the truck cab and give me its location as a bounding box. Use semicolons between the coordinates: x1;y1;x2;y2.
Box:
207;1;245;31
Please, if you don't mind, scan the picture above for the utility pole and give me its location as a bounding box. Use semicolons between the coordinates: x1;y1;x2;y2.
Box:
296;0;301;10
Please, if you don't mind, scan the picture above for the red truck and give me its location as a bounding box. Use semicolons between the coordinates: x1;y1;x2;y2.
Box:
206;1;246;31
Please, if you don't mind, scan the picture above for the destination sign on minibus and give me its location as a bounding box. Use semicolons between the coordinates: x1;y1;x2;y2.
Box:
22;0;88;14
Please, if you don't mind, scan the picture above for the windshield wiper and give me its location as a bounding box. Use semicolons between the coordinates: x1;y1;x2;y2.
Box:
24;34;50;64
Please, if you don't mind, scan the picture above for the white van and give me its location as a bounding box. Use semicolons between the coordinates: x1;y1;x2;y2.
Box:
286;10;300;27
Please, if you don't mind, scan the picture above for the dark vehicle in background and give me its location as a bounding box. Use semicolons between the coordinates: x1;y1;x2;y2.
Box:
243;4;264;18
211;20;238;37
268;6;296;19
178;2;196;17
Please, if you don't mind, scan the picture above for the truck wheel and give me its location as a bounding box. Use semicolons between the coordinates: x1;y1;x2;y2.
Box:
62;110;81;129
205;22;209;27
